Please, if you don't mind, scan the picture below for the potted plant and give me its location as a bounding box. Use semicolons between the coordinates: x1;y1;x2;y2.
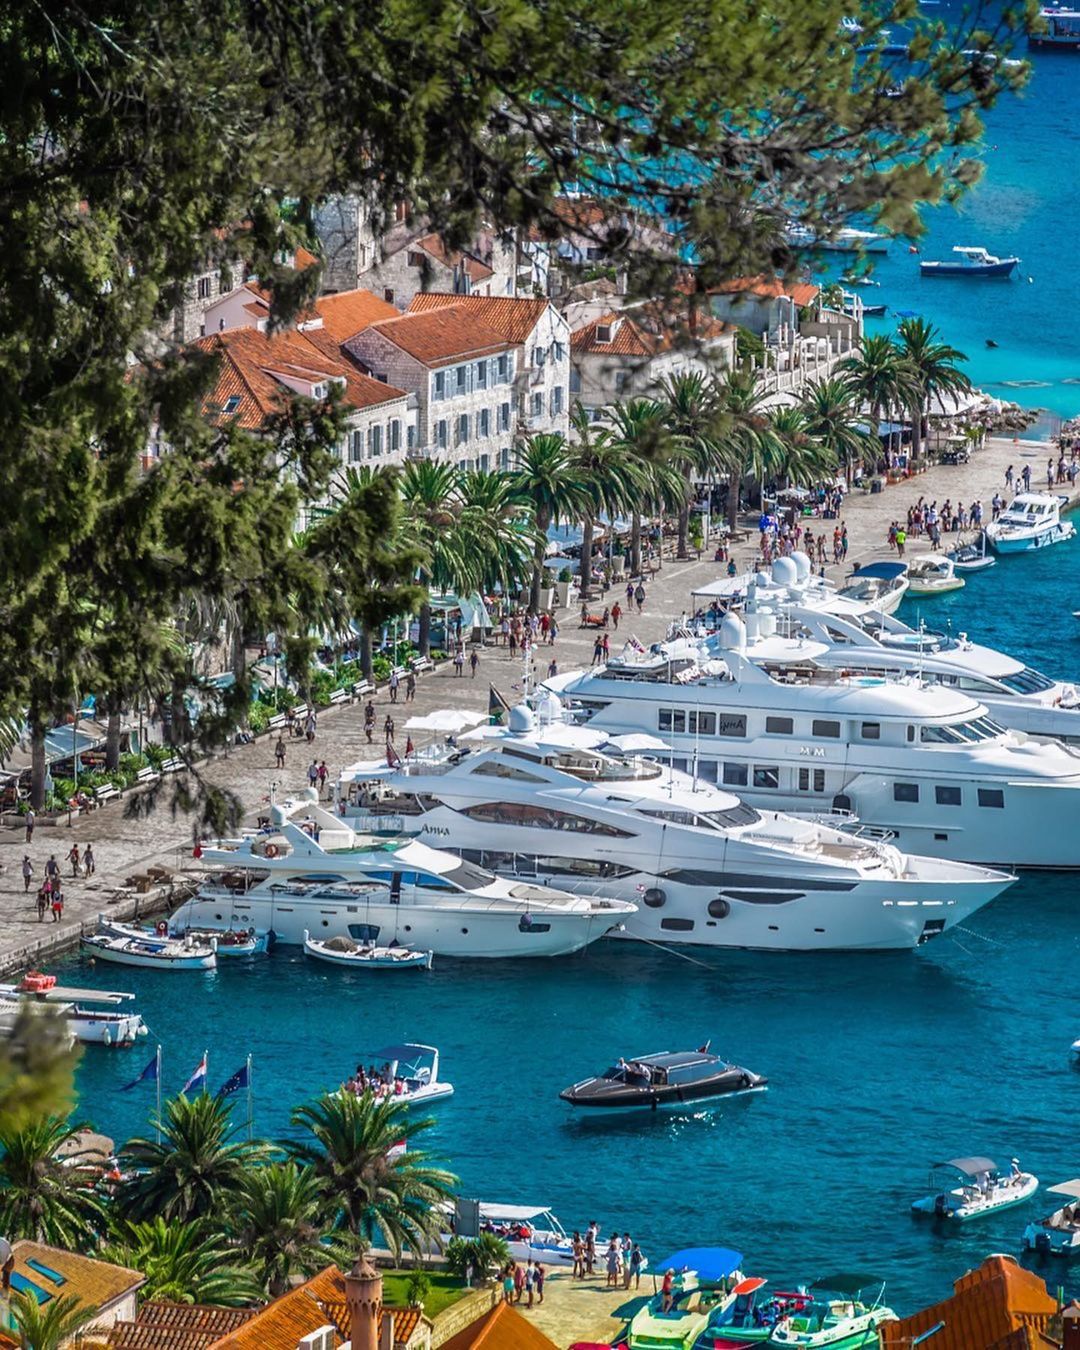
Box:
689;514;704;559
554;566;573;609
539;567;556;612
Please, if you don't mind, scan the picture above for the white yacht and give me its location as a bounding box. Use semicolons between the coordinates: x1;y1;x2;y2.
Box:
176;800;634;959
334;709;1013;951
551;617;1080;870
984;493;1076;553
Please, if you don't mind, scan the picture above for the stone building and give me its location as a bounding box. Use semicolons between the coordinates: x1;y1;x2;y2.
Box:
346;306;520;471
359;231;517;311
407;294;570;441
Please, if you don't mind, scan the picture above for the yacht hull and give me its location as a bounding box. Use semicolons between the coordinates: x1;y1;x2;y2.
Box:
986;521;1075;553
175;893;613;958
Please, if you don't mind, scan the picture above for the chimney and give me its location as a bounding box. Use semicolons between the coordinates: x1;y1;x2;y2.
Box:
379;1310;395;1350
344;1254;382;1350
1063;1300;1080;1350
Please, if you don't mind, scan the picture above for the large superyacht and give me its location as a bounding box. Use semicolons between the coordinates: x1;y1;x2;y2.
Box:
552;611;1080;869
334;706;1014;951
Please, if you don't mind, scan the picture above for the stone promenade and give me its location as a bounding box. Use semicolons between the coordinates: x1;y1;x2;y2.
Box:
0;434;1062;973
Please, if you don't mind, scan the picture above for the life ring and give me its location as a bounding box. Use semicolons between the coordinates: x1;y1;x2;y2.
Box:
155;921;168;937
264;844;279;859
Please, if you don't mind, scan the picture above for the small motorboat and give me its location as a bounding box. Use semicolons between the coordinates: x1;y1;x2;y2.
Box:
304;930;433;970
710;1282;815;1347
836;561;908;613
1071;1037;1080;1063
920;246;1019;278
173;926;270;957
1;976;147;1047
560;1046;766;1111
766;1275;897;1346
947;535;996;572
911;1156;1038;1221
984;493;1076;553
467;1203;577;1267
904;554;965;596
626;1247;745;1350
82;928;217;971
345;1043;453;1104
1022;1178;1080;1257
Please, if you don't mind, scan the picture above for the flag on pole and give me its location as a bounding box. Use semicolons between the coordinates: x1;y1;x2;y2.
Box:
120;1051;160;1092
182;1051;208;1095
488;684;511;725
386;743;402;768
216;1061;251;1099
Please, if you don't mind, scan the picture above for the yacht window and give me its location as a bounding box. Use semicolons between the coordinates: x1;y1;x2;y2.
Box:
1000;666;1055;695
470;761;545;782
906;726;915;742
812;719;841;739
690;711;717;735
752;765;779;790
798;768;825;792
893;782;919;802
861;722;881;740
977;787;1005;808
527;856;637;880
935;785;962;806
920;725;965;744
766;716;794;735
658;709;686;733
459;802;633;836
671;757;688;773
660;917;694;931
699;803;760;828
641;807;702;827
722;762;748;787
697;761;718;783
715;713;747;738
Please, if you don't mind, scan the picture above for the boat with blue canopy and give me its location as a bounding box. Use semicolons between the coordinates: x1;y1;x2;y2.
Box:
626;1247;745;1349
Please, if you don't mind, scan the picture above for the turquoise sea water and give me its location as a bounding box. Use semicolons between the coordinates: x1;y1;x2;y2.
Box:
821;6;1080;428
66;536;1080;1316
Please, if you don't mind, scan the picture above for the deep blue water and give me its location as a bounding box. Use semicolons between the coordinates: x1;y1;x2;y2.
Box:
62;541;1080;1316
820;6;1080;427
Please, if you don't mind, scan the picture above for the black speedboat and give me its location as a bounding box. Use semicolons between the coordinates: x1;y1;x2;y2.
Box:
559;1047;767;1111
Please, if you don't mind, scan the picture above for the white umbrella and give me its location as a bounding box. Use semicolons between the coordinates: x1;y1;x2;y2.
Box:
404;710;487;734
608;732;671;753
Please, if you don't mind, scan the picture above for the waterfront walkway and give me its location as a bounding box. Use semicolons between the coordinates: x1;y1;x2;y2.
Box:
0;433;1067;974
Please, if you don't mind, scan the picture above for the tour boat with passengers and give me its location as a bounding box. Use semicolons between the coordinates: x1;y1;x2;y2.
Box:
334;705;1013;951
1031;7;1080;48
686;555;1080;743
550;610;1080;869
984;492;1076;553
1022;1178;1080;1256
176;798;635;959
342;1044;452;1104
911;1156;1038;1221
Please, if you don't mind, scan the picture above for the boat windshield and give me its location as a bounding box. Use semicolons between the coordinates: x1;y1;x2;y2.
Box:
998;665;1056;695
919;716;1004;744
549;751;663;782
639;802;760;831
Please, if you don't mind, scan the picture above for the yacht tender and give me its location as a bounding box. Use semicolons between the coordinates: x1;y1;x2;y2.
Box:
335;708;1014;951
985;492;1075;553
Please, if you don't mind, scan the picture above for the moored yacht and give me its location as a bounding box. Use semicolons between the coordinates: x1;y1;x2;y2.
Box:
551;616;1080;869
335;709;1013;951
175;802;634;958
984;492;1076;553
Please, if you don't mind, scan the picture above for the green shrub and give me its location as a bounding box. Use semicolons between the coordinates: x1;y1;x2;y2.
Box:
248;702;269;735
144;744;169;769
444;1234;509;1283
405;1271;431;1307
371;654;392;681
558;566;573;583
53;777;76;802
430;648;448;663
311;670;336;707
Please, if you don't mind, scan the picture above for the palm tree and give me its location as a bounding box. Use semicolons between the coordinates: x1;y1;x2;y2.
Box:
118;1093;271;1224
9;1290;99;1350
768;405;838;488
838;333;918;472
712;369;785;528
100;1216;261;1305
800;377;876;489
896;318;971;461
289;1090;456;1257
399;462;475;655
228;1160;335;1297
606;399;680;577
0;1116;105;1246
457;470;537;599
510;433;589;610
659;372;724;558
567;404;643;600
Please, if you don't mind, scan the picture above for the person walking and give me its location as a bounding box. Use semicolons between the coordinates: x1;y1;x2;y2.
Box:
317;761;329;796
384;714;395;744
524;1260;535;1308
634;581;646;613
388;669;399;703
364;701;375;744
405;671;417;702
24;808;35;843
621;1233;633;1289
36;885;48;923
469;648;479;678
307;759;319;791
534;1263;545;1304
274;736;286;769
51;886;64;923
1005;464;1014;488
453;646;465;677
610;600;621;631
592;635;604;667
502;1268;514;1304
895;525;907;559
586;1221;597;1275
21;856;33;893
571;1232;584;1280
547;657;558;679
67;843;80;878
44;855;60;885
305;711;317;743
629;1243;644;1290
83;844;95;877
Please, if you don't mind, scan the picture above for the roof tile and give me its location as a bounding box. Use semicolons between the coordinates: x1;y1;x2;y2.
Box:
880;1256;1058;1350
314;289;401;343
408;293;551;345
359;305;514;368
709;273;819;306
10;1240;144;1316
438;1301;560;1350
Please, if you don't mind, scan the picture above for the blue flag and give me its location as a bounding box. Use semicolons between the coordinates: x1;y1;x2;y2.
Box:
120;1052;159;1093
216;1062;251;1098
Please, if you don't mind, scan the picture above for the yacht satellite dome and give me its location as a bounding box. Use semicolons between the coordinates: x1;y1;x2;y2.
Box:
771;556;798;587
791;550;812;581
535;691;564;722
755;570;771;587
719;612;747;652
508;704;535;733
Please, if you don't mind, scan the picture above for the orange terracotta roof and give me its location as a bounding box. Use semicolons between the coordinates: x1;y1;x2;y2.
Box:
571;309;734;358
10;1241;144;1316
211;1267;347;1349
880;1256;1058;1350
362;306;513;367
192;327;407;430
709;273;820;306
414;233;494;284
319;1300;425;1346
294;244;321;272
551;196;611;230
107;1302;256;1350
408;293;551;345
438;1301;560;1350
314;289;401;342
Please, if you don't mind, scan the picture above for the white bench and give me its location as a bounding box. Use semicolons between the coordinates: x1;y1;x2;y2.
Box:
160;757;184;775
93;784;121;805
410;656;434;675
134;766;160;786
267;713;287;732
328;688;350;706
353;679;375;698
290;703;310;721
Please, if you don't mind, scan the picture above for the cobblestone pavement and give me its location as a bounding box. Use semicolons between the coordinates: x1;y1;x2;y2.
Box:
0;434;1062;971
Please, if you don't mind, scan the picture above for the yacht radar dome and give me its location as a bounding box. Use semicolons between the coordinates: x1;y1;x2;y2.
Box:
508;704;536;733
719;612;747;651
791;549;812;581
771;556;799;587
